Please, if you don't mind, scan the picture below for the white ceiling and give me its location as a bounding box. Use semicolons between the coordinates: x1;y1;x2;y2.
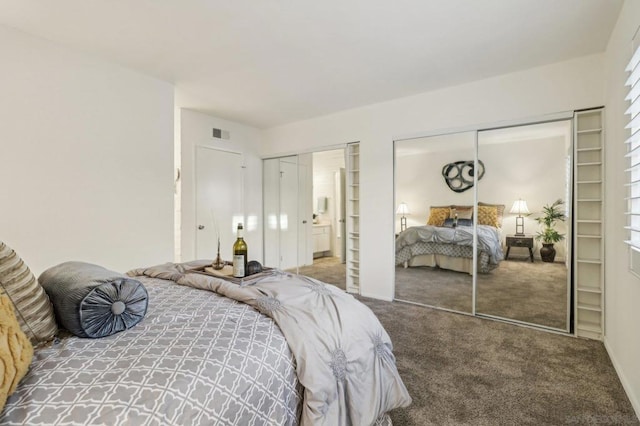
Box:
0;0;623;128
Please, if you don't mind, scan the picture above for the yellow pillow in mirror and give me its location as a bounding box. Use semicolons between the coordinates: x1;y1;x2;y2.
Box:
427;207;450;226
479;202;506;227
477;205;499;227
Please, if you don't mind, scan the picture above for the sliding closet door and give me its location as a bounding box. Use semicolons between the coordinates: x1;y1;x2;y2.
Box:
263;158;281;267
279;158;300;269
297;154;313;267
262;155;313;270
475;121;572;332
394;132;475;313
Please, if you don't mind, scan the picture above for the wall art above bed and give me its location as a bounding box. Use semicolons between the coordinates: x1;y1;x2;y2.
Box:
442;159;485;193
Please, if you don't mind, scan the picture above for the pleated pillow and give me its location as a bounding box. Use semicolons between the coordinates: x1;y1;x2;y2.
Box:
38;262;148;338
0;292;34;412
0;242;58;345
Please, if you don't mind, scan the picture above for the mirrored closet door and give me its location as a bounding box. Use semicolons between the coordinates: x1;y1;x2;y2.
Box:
475;121;572;332
394;131;475;313
394;117;573;332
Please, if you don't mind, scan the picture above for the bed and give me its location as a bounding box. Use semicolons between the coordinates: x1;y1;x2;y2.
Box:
395;203;505;274
0;255;411;425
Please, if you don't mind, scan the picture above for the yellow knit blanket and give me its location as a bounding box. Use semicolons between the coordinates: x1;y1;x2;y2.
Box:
0;294;33;411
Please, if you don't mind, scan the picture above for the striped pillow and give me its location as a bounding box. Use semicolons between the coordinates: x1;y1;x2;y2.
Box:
0;242;57;345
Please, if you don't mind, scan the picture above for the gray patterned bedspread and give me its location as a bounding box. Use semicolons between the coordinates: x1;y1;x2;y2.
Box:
128;261;412;425
1;277;302;425
395;224;504;272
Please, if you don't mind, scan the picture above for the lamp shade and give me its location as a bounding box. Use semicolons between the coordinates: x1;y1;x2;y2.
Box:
396;202;410;215
510;199;530;215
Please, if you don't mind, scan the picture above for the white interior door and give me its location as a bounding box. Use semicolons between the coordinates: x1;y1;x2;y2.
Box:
196;147;243;261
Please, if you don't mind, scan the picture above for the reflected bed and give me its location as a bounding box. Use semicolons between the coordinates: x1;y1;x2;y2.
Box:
395;204;505;274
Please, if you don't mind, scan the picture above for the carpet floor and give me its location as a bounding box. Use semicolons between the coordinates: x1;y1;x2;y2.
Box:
395;259;568;330
290;256;346;289
297;258;638;425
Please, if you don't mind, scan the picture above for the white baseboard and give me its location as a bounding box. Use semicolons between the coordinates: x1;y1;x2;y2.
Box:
604;337;640;421
359;292;393;302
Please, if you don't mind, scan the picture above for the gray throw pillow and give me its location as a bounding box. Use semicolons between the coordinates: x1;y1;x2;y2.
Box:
39;262;148;338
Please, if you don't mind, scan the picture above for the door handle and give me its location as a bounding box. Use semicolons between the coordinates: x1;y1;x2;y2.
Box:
198;225;205;230
302;220;307;224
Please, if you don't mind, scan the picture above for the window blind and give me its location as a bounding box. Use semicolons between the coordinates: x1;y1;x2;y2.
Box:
625;42;640;248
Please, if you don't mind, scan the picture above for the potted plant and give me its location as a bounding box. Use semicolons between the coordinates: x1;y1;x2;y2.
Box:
535;199;566;262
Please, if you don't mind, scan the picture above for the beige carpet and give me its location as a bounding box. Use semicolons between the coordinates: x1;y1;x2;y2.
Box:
362;298;638;425
290;256;346;289
395;265;473;312
395;259;568;329
477;260;568;329
293;259;638;425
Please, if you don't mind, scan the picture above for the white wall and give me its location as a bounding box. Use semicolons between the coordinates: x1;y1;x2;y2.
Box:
177;108;264;263
262;54;604;300
396;133;476;230
603;0;640;418
0;25;174;275
480;136;569;260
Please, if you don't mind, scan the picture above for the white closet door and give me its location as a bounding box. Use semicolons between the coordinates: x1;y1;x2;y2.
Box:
279;158;299;269
297;153;313;267
263;158;281;268
195;147;243;261
262;155;313;270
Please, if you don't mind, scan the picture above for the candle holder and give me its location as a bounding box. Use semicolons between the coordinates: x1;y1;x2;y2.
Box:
212;238;225;270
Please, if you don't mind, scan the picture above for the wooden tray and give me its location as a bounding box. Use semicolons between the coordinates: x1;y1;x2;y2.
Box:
196;265;278;286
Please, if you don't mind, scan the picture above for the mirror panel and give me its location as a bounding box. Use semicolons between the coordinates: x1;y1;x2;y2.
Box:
476;121;572;331
394;131;475;313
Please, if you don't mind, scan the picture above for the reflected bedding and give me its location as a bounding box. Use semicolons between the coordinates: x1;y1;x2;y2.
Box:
395;224;504;273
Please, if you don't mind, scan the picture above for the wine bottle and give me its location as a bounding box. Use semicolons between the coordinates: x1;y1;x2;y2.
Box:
232;223;248;278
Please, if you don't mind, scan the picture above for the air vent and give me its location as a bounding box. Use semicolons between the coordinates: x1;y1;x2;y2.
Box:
212;128;230;140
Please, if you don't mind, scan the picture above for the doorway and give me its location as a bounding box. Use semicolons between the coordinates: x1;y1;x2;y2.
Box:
298;149;346;288
263;148;347;290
